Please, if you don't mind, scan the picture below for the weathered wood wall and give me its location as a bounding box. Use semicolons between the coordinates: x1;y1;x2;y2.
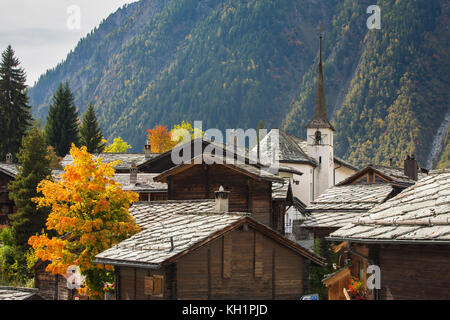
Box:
116;226;308;300
34;262;72;300
168;164;273;227
0;173;16;225
376;244;450;300
175;225;307;300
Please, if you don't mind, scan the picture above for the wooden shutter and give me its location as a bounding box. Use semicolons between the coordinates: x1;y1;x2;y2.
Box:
223;234;232;279
144;276;153;296
153;275;164;296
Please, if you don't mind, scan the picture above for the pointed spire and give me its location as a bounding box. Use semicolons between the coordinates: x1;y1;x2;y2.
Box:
307;25;334;130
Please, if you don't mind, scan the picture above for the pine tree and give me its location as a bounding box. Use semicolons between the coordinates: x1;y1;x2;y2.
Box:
9;128;52;252
79;103;105;153
44;82;79;157
0;45;33;161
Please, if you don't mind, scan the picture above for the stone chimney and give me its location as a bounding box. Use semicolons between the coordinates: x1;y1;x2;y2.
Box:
215;186;230;213
145;141;152;159
404;155;418;181
130;161;138;184
5;153;12;164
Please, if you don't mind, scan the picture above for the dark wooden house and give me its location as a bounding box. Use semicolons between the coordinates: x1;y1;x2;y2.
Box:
0;162;19;225
32;261;72;300
327;170;450;300
95;194;325;300
295;159;429;249
153;154;286;233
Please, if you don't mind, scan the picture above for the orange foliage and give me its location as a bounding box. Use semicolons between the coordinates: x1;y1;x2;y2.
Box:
147;124;177;153
28;145;140;298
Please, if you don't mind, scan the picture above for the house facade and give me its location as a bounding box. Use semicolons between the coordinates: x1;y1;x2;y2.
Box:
326;170;450;300
95;192;325;300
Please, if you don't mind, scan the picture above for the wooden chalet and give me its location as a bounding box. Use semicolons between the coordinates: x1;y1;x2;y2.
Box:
294;157;430;248
95;191;325;300
0;159;19;225
326;170;450;300
153;153;288;233
32;261;72;300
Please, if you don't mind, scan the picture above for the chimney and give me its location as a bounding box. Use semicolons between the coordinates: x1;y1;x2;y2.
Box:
130;161;138;184
215;186;230;213
145;141;152;159
404;155;418;181
5;153;12;164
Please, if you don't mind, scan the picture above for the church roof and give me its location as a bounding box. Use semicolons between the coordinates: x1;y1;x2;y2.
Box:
307;32;334;130
255;130;317;166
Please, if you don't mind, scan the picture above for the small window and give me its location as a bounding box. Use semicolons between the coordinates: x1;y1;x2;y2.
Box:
359;261;365;281
144;275;164;297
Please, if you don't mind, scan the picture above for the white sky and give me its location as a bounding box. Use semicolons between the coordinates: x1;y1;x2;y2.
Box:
0;0;138;86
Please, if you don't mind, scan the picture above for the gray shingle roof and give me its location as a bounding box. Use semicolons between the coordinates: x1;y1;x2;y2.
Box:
96;202;247;267
272;178;291;200
253;130;359;171
155;154;284;183
0;163;19;177
254;130;316;165
97;201;326;267
370;165;427;184
308;184;394;211
301;184;394;228
0;287;41;300
329;171;450;242
113;173;167;192
131;200;217;229
61;153;157;170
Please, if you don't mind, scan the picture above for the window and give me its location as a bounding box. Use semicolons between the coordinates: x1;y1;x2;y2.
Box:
314;131;322;145
144;275;164;297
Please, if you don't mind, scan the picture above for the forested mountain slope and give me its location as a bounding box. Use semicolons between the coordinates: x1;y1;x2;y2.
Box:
285;0;449;168
29;0;449;169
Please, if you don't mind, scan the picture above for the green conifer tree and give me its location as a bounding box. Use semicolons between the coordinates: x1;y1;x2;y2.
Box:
9;128;52;252
79;103;105;153
0;45;32;161
44;82;79;157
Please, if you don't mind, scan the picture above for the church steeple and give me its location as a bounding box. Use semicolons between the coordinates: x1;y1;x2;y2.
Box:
307;26;334;130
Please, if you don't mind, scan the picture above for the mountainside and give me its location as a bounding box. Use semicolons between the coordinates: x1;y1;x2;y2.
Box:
29;0;449;169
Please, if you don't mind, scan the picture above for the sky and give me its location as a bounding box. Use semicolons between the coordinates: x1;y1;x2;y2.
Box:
0;0;138;86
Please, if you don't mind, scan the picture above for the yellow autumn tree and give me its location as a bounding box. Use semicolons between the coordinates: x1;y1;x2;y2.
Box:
29;145;140;299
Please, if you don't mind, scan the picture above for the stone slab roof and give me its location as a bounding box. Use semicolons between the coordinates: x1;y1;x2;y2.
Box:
130;200;217;229
0;287;41;300
307;184;394;211
300;212;363;228
96;202;248;267
113;173;168;192
96;201;325;267
301;184;394;228
329;171;450;243
254;130;316;165
155;154;284;183
370;165;427;184
0;163;19;177
272;178;290;200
